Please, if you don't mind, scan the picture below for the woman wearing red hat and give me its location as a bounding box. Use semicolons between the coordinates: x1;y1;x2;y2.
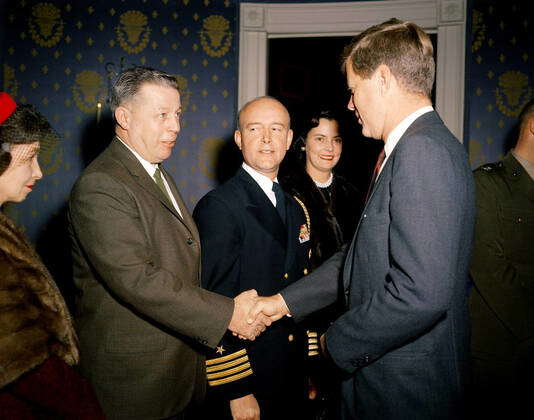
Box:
0;93;104;419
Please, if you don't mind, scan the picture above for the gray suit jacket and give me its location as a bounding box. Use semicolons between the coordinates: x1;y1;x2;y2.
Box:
69;138;234;420
282;112;476;419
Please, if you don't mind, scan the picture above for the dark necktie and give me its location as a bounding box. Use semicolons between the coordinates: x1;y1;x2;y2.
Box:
272;182;286;224
154;167;172;203
365;148;386;204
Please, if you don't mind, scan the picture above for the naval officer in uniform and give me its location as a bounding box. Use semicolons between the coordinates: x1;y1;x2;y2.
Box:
193;96;311;420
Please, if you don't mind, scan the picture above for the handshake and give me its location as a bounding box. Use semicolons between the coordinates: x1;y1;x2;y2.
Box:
227;289;289;340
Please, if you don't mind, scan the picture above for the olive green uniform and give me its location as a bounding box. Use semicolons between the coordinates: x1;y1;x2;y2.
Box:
469;152;534;418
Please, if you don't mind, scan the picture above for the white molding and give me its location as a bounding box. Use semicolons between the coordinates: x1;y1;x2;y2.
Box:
239;0;466;141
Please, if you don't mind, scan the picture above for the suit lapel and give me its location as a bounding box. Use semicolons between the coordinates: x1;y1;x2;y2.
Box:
237;169;287;248
343;111;442;298
109;138;193;234
162;167;200;241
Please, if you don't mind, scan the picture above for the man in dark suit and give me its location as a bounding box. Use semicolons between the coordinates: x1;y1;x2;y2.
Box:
193;96;311;420
251;19;476;419
68;67;268;420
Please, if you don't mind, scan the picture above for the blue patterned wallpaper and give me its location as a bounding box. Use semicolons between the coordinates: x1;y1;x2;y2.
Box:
1;0;237;242
1;0;533;245
466;0;532;168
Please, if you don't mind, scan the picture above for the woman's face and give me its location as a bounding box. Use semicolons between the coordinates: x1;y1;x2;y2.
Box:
305;118;342;177
0;142;42;205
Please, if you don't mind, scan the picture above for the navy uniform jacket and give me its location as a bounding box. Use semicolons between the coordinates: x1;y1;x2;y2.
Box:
193;168;310;413
282;111;475;420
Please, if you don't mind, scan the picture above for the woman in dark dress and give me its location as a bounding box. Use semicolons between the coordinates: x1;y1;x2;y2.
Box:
279;109;363;419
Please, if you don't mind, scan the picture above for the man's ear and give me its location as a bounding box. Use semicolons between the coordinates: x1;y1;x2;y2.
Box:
375;64;392;95
286;129;293;150
115;106;130;130
234;130;243;150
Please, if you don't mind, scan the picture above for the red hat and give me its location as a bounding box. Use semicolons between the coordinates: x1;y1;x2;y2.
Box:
0;92;17;125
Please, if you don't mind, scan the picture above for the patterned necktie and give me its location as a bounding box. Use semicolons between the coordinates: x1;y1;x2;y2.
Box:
154;167;172;203
272;182;286;224
365;148;386;204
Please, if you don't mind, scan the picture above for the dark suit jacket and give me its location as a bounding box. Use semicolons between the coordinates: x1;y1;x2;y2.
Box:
193;168;310;416
282;112;476;419
68;138;234;420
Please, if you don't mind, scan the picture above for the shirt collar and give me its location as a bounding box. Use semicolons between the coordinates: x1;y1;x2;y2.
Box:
116;136;159;177
384;105;434;158
242;163;278;196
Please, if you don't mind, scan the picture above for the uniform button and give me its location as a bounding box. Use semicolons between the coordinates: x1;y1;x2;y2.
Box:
284;273;288;279
288;334;294;342
512;170;519;177
303;268;308;275
363;214;367;218
517;217;523;223
187;237;194;245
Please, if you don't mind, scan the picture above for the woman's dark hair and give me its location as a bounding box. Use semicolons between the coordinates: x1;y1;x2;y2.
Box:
0;104;56;176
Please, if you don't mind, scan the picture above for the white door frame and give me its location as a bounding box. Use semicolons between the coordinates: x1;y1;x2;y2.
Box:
238;0;467;140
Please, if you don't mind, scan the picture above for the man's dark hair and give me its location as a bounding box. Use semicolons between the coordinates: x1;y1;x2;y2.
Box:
518;98;534;130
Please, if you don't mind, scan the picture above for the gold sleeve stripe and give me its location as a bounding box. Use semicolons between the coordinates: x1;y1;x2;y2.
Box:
308;351;320;356
309;344;319;350
206;355;249;373
206;348;247;366
307;332;318;338
207;362;251;380
308;338;318;344
208;368;253;387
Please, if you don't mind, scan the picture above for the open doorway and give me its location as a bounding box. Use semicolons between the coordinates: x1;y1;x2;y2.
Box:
267;34;437;193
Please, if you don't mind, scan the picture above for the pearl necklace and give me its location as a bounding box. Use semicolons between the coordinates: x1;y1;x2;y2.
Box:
313;172;333;188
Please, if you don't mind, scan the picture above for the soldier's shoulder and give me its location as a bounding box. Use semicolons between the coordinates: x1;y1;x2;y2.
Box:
474;161;504;174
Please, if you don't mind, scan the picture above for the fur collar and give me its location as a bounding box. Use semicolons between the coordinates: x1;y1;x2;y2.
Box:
0;211;79;387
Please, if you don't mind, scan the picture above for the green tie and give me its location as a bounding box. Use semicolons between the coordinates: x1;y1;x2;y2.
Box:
154;167;172;203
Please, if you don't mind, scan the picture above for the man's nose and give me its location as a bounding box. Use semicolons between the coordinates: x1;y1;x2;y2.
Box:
168;115;180;133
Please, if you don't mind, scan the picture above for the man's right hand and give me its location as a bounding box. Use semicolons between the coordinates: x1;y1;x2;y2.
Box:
230;394;260;420
248;293;290;323
229;289;271;340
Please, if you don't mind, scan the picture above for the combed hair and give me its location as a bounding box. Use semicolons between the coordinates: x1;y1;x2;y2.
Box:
342;18;435;97
109;66;179;114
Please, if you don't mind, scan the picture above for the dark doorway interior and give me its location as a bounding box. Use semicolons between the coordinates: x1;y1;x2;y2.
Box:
268;35;437;193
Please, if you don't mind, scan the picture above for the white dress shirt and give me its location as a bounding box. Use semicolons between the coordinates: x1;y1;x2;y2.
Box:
379;105;434;175
242;163;279;207
117;137;182;217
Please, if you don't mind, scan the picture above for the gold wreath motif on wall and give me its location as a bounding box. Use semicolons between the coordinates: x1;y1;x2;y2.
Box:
40;143;63;175
200;15;232;58
495;71;533;117
116;10;151;54
72;70;107;114
172;74;192;112
3;64;19;98
198;137;225;179
471;10;485;53
28;2;64;48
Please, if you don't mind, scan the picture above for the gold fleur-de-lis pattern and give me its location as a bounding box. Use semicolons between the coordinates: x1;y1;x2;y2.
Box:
1;0;236;240
467;2;532;169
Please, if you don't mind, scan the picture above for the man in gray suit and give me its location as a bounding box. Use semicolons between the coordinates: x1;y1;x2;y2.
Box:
251;19;475;419
69;67;268;420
